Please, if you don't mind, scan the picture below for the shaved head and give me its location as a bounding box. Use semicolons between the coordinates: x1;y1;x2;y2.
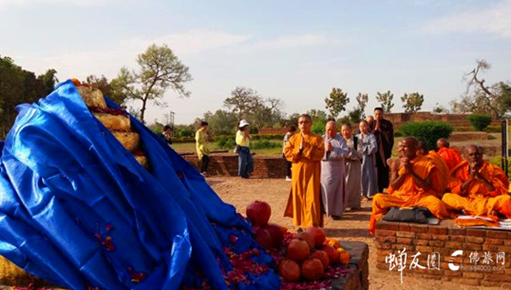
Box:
399;137;419;159
404;137;419;148
465;144;483;165
417;141;428;155
437;138;449;149
325;120;337;138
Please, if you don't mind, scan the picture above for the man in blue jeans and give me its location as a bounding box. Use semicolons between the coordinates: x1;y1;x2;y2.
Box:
236;119;253;178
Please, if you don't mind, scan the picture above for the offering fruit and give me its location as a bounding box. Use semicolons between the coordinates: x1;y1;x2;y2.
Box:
246;201;271;226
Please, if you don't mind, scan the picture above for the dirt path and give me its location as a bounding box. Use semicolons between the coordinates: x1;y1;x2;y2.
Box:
209;176;500;290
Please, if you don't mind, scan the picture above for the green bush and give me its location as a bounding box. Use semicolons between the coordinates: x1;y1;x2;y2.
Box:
399;121;453;151
490;156;511;179
217;136;236;149
311;119;327;135
468;115;492;131
251;140;281;149
177;129;194;137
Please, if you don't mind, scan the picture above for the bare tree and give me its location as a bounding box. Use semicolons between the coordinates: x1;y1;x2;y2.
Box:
463;60;500;117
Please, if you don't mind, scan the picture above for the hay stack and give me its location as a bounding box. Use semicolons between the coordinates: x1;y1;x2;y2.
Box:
77;85;149;168
0;255;56;287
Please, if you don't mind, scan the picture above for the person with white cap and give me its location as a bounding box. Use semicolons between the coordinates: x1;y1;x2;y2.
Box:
236;119;253;179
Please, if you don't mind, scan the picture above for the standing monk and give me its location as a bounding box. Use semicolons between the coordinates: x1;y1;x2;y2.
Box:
371;107;394;192
321;120;349;220
443;145;511;220
284;114;326;229
437;138;462;171
357;120;378;199
341;123;363;210
369;137;451;235
417;141;449;196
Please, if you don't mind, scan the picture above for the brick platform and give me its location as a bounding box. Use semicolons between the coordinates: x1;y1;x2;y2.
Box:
182;153;288;178
334;241;369;290
375;219;511;288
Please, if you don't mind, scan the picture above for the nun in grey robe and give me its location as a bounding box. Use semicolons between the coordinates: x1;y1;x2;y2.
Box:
356;132;378;198
344;135;363;209
320;134;349;218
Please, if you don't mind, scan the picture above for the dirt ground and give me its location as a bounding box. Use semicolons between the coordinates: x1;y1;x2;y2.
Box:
209;176;502;290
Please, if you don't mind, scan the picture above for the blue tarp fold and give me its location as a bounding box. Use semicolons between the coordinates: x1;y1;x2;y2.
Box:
0;80;280;290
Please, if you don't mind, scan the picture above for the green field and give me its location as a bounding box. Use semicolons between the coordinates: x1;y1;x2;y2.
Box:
172;132;504;158
171;141;284;155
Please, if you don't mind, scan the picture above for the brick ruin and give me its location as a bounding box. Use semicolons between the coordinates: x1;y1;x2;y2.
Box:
375;220;511;288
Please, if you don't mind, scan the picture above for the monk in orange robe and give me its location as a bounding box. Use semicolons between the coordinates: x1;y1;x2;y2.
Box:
437;138;462;171
417;141;449;196
443;145;511;220
284;114;326;229
387;140;404;184
369;137;452;235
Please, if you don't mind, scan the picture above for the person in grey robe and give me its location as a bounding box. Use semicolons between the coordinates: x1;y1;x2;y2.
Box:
357;120;378;199
341;123;363;210
320;120;349;220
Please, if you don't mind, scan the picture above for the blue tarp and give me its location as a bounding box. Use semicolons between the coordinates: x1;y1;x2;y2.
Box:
0;80;281;290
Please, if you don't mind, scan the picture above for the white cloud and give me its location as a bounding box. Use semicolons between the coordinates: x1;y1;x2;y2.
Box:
10;29;344;86
249;34;332;50
146;29;251;56
422;1;511;38
10;29;251;80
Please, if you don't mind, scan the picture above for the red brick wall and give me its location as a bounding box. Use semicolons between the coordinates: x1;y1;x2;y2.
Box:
259;128;288;135
384;112;501;129
375;219;511;287
182;153;288;178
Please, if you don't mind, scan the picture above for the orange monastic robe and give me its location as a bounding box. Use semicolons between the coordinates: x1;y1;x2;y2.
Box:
369;155;451;234
284;132;325;228
425;150;449;196
437;147;462;171
443;160;511;218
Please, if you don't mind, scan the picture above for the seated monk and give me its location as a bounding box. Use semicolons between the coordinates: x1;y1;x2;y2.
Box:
437;138;462;171
442;145;511;221
417;141;449;196
369;137;452;235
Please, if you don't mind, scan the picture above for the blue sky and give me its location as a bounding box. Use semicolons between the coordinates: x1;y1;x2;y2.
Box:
1;0;511;124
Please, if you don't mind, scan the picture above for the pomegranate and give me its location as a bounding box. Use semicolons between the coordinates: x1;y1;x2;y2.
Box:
246;200;271;226
305;226;326;247
278;259;301;282
261;223;284;248
287;238;310;262
320;245;339;265
296;231;315;250
310;250;329;269
301;257;324;281
255;228;273;250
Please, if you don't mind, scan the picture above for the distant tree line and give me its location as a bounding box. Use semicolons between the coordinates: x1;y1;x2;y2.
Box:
2;51;510;140
0;55;58;137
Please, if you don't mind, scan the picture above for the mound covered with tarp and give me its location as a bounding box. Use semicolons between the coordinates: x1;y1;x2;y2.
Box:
0;80;281;290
